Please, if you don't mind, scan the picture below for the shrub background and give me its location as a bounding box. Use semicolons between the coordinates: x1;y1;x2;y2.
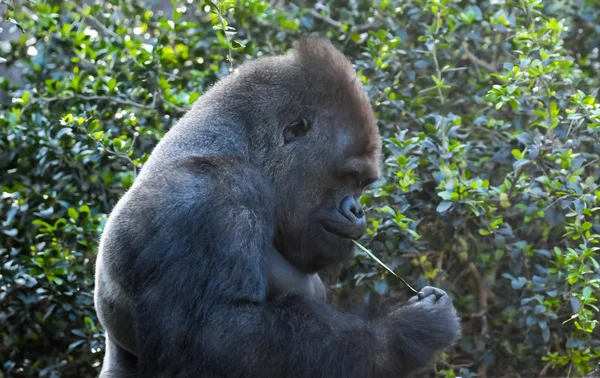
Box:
1;0;600;377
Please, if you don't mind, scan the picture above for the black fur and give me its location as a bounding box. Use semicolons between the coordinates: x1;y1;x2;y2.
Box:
94;38;461;378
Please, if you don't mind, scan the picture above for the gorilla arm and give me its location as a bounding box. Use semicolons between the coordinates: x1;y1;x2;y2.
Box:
129;160;459;378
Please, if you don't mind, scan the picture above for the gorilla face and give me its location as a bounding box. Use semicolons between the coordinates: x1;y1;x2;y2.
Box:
241;38;383;274
270;106;381;274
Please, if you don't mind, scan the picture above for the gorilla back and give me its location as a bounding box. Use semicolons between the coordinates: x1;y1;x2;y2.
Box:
95;38;460;378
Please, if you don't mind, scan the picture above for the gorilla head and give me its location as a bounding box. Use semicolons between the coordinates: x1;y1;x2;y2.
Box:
232;39;382;273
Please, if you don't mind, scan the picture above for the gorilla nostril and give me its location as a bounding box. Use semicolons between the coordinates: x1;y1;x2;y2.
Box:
349;203;363;218
340;196;365;222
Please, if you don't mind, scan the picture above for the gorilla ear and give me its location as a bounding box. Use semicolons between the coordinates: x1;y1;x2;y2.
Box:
283;118;311;144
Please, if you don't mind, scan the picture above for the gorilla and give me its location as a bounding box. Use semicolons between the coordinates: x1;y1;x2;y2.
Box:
94;38;460;378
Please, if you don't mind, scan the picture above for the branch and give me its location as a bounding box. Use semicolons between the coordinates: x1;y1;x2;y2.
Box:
40;95;154;109
467;261;489;378
463;43;499;74
307;9;340;29
307;9;381;33
31;94;189;115
158;93;189;113
537;361;553;378
69;1;120;39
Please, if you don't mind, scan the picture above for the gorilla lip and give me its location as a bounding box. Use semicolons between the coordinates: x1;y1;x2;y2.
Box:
320;223;362;240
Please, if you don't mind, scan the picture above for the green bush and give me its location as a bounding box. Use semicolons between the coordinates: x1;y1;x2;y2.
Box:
1;0;599;377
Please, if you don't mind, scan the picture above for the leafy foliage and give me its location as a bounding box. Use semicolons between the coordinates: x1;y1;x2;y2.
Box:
1;0;599;377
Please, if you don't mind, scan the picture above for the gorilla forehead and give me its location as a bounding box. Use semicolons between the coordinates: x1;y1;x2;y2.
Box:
292;38;381;160
234;38;377;126
293;40;376;122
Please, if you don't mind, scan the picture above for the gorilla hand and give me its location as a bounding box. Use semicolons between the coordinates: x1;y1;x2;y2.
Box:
374;286;461;375
407;286;451;305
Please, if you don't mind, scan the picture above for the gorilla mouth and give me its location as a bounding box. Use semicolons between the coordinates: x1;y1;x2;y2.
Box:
320;223;364;240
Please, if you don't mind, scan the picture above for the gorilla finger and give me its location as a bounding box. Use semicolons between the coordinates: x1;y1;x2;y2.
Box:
435;292;453;307
418;286;437;298
417;287;436;299
431;287;447;300
421;293;436;304
419;286;447;300
407;295;419;305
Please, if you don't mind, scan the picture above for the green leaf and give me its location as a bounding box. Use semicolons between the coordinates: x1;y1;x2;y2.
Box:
231;40;246;49
108;78;117;91
84;316;95;329
68;208;79;221
550;101;559;118
29;267;43;276
205;0;218;11
376;205;397;218
189;92;200;104
113;138;123;150
8;18;25;33
89;119;100;132
582;286;592;300
173;9;182;22
436;200;453;213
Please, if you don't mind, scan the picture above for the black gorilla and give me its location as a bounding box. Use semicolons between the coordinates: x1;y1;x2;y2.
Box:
94;38;461;378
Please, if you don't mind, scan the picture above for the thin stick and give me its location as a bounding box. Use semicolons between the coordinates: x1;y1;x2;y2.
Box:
352;240;419;294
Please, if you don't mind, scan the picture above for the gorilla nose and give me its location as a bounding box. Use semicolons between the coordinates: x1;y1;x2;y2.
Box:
340;196;365;222
318;196;367;240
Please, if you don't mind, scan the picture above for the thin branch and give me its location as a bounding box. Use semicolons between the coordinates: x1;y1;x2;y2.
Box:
1;0;14;24
159;71;183;80
39;95;154;109
390;101;423;127
463;43;499;74
468;261;489;378
537;361;553;378
431;17;445;106
582;157;600;170
565;117;585;139
307;9;340;29
158;93;189;113
544;195;569;211
101;146;137;179
443;67;468;72
506;166;524;199
69;2;120;39
430;17;447;153
307;9;381;33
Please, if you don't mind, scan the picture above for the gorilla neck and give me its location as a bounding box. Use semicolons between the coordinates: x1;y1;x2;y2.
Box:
268;246;326;302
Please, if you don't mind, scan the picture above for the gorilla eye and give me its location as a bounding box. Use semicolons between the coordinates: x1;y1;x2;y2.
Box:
362;177;378;187
283;118;311;144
